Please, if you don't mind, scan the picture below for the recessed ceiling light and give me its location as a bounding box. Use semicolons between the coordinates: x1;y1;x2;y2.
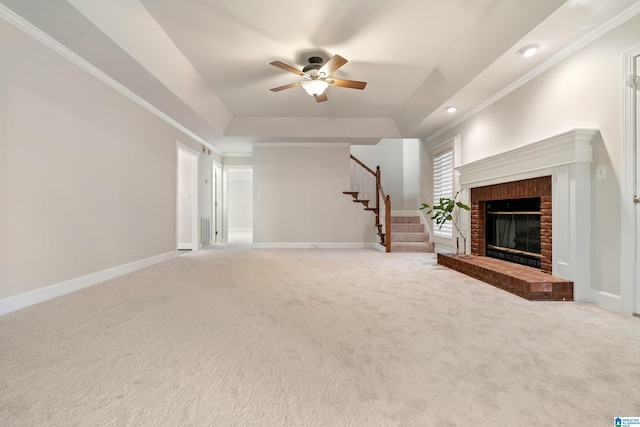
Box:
445;106;458;113
517;44;541;58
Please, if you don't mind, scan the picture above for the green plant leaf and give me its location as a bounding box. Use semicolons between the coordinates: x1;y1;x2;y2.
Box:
456;201;471;211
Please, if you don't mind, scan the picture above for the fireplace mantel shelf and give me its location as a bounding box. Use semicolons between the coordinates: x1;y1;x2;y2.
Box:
456;129;598;187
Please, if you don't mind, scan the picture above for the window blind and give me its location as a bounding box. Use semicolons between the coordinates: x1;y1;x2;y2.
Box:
433;148;454;238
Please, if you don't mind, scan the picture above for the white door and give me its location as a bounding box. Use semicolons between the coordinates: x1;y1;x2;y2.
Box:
634;54;640;314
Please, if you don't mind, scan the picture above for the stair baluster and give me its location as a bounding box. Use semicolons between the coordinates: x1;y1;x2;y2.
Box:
344;154;392;252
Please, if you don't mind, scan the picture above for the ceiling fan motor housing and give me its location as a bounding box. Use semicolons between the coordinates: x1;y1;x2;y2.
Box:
303;56;324;75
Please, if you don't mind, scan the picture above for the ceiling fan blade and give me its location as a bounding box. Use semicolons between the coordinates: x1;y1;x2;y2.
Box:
270;61;306;76
328;78;367;90
319;55;348;76
314;92;328;103
270;82;301;92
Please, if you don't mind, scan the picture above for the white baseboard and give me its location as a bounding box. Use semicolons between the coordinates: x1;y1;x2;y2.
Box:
177;243;193;250
0;251;177;316
589;289;621;312
252;242;375;249
373;243;387;252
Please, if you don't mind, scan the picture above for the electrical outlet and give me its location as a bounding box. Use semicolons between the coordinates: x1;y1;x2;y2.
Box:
126;243;132;253
310;231;314;237
299;230;304;237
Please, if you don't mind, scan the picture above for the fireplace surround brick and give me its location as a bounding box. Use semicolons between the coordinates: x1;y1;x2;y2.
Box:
470;176;552;274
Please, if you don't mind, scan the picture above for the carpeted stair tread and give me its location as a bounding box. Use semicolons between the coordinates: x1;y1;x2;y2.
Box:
391;223;424;233
391;216;421;224
389;215;433;253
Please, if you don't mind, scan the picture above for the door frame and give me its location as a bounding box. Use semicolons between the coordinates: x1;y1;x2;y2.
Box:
621;44;640;315
177;142;200;251
212;160;222;243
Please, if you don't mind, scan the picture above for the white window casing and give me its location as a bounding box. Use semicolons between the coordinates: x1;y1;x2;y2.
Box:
432;148;454;238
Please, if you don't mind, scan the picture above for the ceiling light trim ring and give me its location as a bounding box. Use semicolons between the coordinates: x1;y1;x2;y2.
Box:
517;44;541;57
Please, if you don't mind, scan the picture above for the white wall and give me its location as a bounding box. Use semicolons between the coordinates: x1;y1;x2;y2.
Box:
402;139;421;211
350;139;406;210
253;145;375;247
0;18;212;302
425;14;640;309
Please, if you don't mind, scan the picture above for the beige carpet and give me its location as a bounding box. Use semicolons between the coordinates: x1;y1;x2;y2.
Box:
1;244;640;426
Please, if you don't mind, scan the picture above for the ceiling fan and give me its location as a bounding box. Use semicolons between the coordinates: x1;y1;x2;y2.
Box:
269;55;367;103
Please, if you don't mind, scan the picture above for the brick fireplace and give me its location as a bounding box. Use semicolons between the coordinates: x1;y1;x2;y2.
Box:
470;176;552;274
438;129;599;302
439;175;570;301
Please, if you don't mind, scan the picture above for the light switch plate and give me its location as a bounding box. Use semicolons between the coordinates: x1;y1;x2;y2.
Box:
596;164;606;180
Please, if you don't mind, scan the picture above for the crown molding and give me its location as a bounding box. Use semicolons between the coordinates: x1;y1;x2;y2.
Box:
427;2;640;142
253;142;351;148
0;4;222;156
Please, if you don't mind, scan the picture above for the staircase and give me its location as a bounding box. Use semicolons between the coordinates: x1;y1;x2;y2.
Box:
343;190;389;248
390;216;433;252
344;154;434;253
344;191;434;252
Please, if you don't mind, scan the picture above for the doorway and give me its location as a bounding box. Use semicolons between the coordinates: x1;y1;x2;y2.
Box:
177;144;199;251
225;166;253;243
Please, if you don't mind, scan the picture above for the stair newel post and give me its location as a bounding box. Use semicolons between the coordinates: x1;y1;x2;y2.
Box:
375;166;381;227
385;195;391;253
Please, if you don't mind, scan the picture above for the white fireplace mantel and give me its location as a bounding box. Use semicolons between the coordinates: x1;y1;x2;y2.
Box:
455;129;599;303
456;129;598;188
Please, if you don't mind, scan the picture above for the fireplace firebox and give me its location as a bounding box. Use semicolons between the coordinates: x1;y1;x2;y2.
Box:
486;197;541;268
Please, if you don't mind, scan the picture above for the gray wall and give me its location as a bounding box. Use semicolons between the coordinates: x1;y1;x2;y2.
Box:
252;145;375;246
0;17;215;300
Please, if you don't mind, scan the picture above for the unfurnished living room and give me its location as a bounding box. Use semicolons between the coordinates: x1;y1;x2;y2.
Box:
2;0;640;425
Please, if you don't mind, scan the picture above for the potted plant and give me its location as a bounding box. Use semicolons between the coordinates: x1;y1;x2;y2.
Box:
420;191;471;255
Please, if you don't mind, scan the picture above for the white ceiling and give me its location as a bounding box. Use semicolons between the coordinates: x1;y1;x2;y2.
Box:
2;0;640;155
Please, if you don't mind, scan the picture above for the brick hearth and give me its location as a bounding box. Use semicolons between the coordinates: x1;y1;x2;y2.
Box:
438;253;573;301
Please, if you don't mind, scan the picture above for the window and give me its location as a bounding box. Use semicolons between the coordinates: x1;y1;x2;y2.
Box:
432;147;454;238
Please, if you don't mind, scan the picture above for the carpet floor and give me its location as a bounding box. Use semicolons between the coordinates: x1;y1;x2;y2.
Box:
1;244;639;426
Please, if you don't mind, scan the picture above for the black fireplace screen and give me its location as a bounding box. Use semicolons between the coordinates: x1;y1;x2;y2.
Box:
486;198;541;268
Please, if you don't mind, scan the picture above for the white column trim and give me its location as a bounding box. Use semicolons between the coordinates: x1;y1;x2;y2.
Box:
620;44;640;315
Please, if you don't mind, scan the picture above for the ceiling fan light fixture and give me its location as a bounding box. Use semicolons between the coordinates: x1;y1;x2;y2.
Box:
517;44;540;58
302;80;329;96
